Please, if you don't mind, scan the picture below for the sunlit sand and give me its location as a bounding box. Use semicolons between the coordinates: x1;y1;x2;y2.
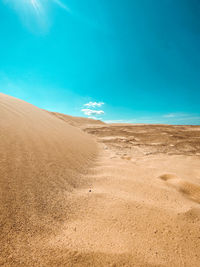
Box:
1;93;200;266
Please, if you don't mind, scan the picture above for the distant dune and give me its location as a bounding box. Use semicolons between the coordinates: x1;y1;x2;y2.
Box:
48;111;105;128
0;93;200;266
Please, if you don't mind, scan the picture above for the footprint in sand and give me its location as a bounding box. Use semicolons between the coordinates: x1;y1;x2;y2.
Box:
121;155;132;160
177;207;200;222
159;173;200;204
159;173;178;181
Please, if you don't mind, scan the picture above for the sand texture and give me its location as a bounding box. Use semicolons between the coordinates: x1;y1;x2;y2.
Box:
0;93;200;266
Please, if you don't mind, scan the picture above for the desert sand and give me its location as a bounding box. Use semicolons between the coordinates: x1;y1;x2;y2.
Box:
0;93;200;266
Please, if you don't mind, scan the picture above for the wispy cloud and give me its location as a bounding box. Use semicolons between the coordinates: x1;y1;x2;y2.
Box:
81;109;104;116
105;113;200;125
84;101;104;108
163;113;176;118
88;116;102;120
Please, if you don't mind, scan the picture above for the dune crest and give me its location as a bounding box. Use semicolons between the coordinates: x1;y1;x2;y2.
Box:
48;111;105;128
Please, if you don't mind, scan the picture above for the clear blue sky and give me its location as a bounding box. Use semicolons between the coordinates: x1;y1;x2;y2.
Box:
0;0;200;124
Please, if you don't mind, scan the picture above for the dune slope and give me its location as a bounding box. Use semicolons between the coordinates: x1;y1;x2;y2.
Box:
0;93;97;266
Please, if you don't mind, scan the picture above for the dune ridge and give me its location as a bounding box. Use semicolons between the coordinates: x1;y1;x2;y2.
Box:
48;111;105;128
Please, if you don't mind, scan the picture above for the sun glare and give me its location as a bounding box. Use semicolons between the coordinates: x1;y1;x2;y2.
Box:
3;0;70;31
29;0;42;14
4;0;69;14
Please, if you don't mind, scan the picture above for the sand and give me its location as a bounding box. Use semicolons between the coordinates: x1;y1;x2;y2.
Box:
0;93;200;266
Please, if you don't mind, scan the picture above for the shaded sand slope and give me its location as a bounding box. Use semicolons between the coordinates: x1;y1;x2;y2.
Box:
0;93;97;266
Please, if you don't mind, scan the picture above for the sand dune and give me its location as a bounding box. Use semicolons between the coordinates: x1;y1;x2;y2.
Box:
48;111;105;128
0;94;200;266
0;93;97;266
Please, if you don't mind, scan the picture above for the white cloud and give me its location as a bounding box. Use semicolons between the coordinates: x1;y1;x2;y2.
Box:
84;101;104;108
163;113;176;118
82;101;105;119
81;109;104;116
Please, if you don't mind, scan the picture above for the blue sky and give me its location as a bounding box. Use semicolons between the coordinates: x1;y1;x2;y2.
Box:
0;0;200;124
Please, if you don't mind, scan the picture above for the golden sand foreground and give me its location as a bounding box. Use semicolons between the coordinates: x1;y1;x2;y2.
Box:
0;93;200;266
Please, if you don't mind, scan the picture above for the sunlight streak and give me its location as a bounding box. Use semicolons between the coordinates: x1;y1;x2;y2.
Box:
3;0;70;15
52;0;70;12
2;0;70;32
30;0;42;14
